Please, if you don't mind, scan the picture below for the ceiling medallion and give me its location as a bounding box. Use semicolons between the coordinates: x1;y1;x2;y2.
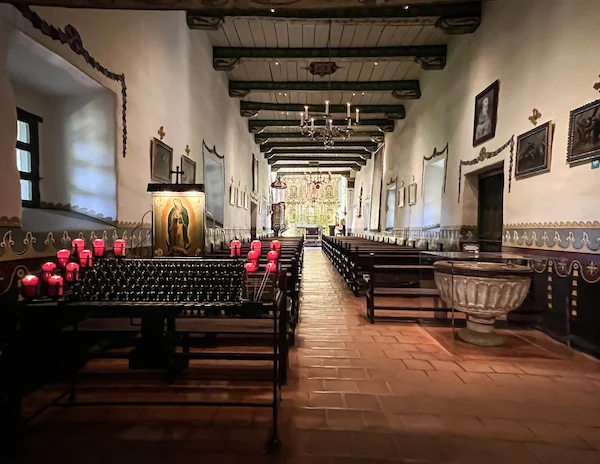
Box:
307;61;341;78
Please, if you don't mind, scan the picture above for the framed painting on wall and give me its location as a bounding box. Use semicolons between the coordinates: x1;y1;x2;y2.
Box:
397;185;406;208
473;80;500;147
244;190;249;210
237;184;243;208
408;183;417;206
229;179;236;205
180;155;196;184
515;121;553;179
150;138;173;183
567;99;600;164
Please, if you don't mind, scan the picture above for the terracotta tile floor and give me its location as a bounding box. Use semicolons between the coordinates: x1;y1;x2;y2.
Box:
11;249;600;463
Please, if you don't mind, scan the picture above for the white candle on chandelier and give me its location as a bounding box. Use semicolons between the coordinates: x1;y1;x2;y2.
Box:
346;102;351;118
300;111;304;125
356;108;360;124
325;100;330;115
311;118;315;130
329;119;333;130
304;105;309;120
347;118;351;129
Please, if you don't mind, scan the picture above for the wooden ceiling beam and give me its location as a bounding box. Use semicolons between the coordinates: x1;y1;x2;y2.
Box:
231;80;420;100
266;148;371;156
187;2;481;34
255;131;384;144
260;141;377;153
249;119;394;133
272;162;362;172
268;155;367;166
241;101;405;120
214;46;446;71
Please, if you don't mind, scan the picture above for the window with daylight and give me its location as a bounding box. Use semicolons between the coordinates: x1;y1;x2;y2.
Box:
16;108;42;207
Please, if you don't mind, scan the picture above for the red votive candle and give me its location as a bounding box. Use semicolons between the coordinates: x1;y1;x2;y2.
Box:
270;240;281;251
267;250;279;261
47;275;64;297
21;274;39;298
71;238;85;257
114;239;126;257
93;239;105;257
244;262;257;273
248;250;259;263
79;249;93;268
56;249;70;269
65;262;80;282
266;262;277;273
230;240;241;257
42;262;56;283
251;240;262;252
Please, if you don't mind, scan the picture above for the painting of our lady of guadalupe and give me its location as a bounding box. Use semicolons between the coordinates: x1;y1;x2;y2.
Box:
152;193;205;257
167;198;190;255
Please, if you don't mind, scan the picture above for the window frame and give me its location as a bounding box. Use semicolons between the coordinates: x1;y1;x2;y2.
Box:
16;107;42;208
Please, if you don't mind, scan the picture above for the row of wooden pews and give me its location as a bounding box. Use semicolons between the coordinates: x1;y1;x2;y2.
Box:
206;237;304;345
322;235;446;323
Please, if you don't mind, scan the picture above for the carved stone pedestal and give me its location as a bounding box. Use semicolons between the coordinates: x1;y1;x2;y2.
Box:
433;261;532;347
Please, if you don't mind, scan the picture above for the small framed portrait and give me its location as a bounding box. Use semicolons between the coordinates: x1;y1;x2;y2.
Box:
397;185;406;208
229;179;236;205
237;184;243;208
244;190;249;210
515;121;553;180
567;98;600;164
180;155;196;184
150;138;173;183
408;183;417;206
473;80;500;147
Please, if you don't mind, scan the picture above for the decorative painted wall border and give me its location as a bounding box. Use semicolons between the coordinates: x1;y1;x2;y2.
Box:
0;227;151;263
503;222;600;254
528;258;599;284
0;216;21;227
458;135;514;202
16;5;128;158
39;201;117;224
422;142;449;193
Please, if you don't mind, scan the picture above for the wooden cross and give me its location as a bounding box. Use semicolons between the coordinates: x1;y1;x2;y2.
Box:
171;166;184;184
528;109;542;126
594;75;600;92
158;126;166;140
185;145;191;156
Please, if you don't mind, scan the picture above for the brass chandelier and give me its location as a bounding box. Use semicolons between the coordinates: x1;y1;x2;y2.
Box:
298;21;360;147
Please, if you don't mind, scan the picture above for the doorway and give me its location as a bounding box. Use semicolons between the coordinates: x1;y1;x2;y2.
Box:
250;201;258;239
477;168;504;252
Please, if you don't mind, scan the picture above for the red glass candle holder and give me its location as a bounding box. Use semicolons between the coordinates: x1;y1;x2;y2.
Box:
270;240;281;251
114;239;126;257
21;274;39;298
41;262;56;283
56;249;70;269
248;250;259;262
93;239;105;257
79;249;93;268
267;250;279;261
65;262;80;282
230;240;241;257
266;262;277;273
251;240;262;251
71;238;85;257
244;262;257;273
47;275;64;297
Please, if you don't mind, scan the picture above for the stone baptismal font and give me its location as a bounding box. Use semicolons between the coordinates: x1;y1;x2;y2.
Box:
433;261;532;347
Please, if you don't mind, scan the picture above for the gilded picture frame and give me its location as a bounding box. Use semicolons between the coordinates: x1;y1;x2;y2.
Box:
473;80;500;147
397;185;406;208
408;183;417;206
515;121;553;180
567;98;600;165
150;137;173;184
180;155;196;184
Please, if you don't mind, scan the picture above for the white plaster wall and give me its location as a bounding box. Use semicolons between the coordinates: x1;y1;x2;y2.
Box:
0;5;21;223
363;0;600;231
0;5;269;228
